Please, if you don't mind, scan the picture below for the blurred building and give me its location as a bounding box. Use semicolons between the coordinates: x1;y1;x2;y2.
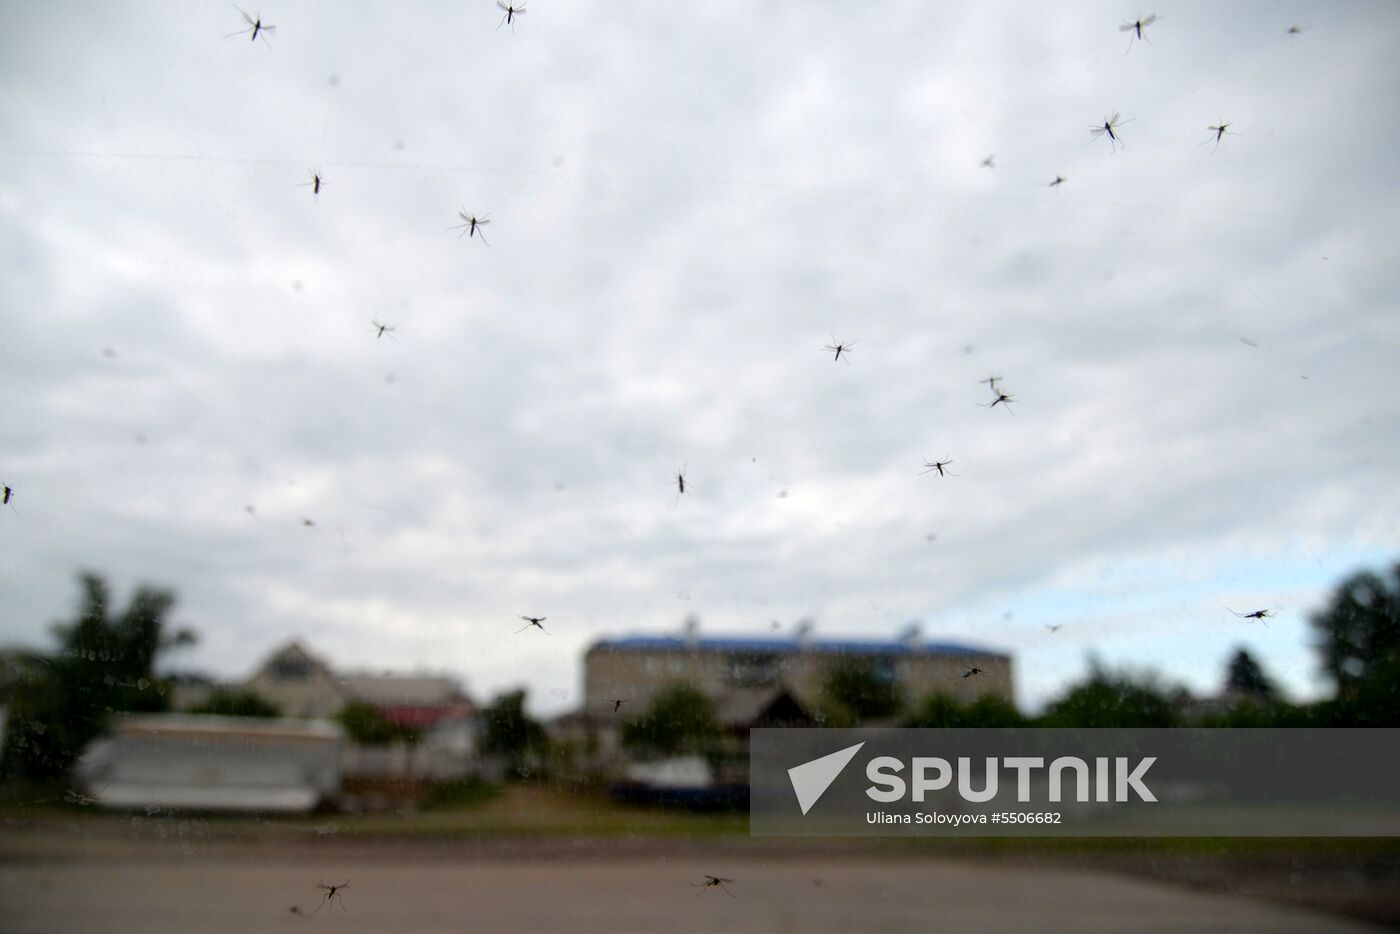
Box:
583;619;1013;718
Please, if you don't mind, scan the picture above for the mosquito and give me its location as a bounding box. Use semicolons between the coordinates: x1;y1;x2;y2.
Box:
1287;25;1303;35
315;880;348;912
296;168;326;202
227;7;275;45
64;786;105;806
370;320;396;340
1228;608;1272;625
450;210;490;243
823;336;856;362
675;465;688;499
608;699;628;714
1048;175;1066;188
694;876;736;897
952;666;986;681
517;615;548;634
2;484;13;508
1203;122;1239;153
921;459;955;477
1091;112;1131;152
981;154;996;169
497;1;526;32
1046;624;1063;633
982;390;1016;414
1119;14;1158;50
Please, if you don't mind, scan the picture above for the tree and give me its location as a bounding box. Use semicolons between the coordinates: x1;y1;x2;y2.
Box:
821;656;902;725
903;693;1025;728
337;701;421;745
2;572;194;778
1224;648;1277;700
479;689;548;778
1038;660;1178;728
621;684;721;758
1310;561;1400;697
189;689;281;719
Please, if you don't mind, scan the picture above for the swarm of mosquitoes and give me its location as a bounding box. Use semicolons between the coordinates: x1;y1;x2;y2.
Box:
141;7;1301;908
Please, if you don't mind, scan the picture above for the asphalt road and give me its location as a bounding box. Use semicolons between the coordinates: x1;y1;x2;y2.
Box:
0;842;1387;933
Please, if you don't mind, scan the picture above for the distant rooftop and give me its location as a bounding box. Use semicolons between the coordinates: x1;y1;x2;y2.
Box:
590;634;1006;657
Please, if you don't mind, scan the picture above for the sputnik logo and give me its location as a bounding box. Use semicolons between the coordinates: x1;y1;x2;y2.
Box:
788;742;865;815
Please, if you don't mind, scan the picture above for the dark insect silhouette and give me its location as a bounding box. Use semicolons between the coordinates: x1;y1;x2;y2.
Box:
302;517;315;528
1203;122;1239;153
1045;624;1063;633
1228;608;1272;625
450;210;490;243
497;1;526;31
517;615;548;634
288;906;305;917
1119;14;1158;50
1091;112;1131;152
981;154;996;169
980;375;1003;391
1287;25;1303;35
227;7;275;45
296;168;325;202
694;875;736;897
371;320;396;340
952;666;986;681
675;465;688;499
1048;175;1066;188
823;336;856;362
608;699;628;713
2;484;13;507
982;390;1016;414
921;459;955;477
315;880;348;912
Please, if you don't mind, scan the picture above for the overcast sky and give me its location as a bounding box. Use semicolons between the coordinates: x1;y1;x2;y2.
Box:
2;1;1398;715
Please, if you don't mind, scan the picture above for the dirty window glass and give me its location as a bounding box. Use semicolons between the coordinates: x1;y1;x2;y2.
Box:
2;2;1397;931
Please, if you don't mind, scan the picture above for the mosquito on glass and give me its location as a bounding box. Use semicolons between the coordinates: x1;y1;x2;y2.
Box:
314;881;348;912
980;154;996;170
1091;113;1131;152
2;484;13;509
1119;14;1158;51
823;336;856;362
497;1;526;32
1048;175;1067;188
1203;122;1239;153
296;168;326;202
674;465;688;500
694;876;736;897
952;666;985;681
517;615;548;634
1228;608;1272;625
608;699;628;714
1046;624;1063;633
370;320;396;340
227;7;275;46
64;786;105;806
921;459;955;478
450;210;490;244
982;390;1016;414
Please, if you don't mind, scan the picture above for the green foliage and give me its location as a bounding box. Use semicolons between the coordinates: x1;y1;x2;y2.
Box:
903;693;1026;728
1224;648;1277;699
337;701;422;746
189;689;281;719
423;776;500;810
1310;561;1400;713
2;572;191;779
821;656;903;725
621;684;721;757
1038;660;1179;728
479;689;548;777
